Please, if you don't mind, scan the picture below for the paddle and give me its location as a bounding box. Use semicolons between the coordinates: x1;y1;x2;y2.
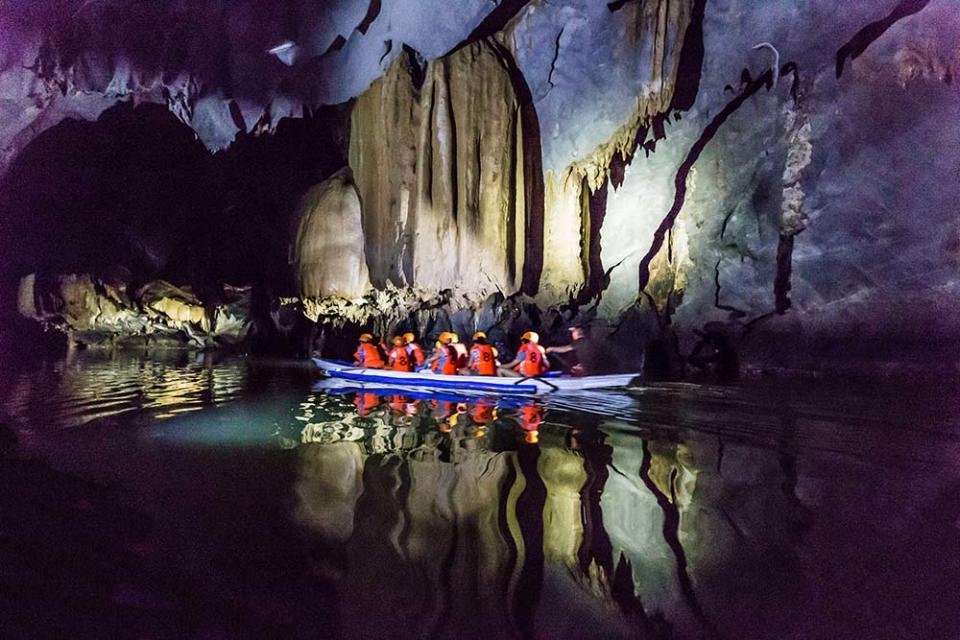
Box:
512;375;559;392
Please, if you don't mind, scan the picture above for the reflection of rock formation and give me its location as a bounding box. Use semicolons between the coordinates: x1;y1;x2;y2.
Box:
4;349;246;427
295;442;365;544
601;424;809;638
292;399;641;637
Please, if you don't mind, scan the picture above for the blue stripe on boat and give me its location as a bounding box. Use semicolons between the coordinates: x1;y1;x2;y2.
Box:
328;369;540;394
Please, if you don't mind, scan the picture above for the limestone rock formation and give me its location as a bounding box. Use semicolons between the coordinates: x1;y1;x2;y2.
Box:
294;167;371;300
5;0;960;374
17;273;251;348
349;42;526;298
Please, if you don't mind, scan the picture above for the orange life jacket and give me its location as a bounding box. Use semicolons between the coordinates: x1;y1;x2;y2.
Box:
388;395;407;413
515;343;548;376
388;346;413;372
518;404;543;431
407;343;426;366
469;344;497;376
355;343;385;368
437;345;459;375
471;403;496;424
354;392;380;416
452;343;469;369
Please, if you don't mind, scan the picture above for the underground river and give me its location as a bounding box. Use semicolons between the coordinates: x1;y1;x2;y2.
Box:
1;351;958;639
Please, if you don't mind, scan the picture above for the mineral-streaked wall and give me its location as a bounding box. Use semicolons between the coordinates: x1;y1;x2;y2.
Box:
5;0;959;373
302;2;695;306
348;43;526;296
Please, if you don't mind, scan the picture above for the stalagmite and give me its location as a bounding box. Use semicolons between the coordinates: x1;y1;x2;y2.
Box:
294;167;372;301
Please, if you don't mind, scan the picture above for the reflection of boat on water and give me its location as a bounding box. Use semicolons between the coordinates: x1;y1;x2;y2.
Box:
312;358;639;394
312;376;531;408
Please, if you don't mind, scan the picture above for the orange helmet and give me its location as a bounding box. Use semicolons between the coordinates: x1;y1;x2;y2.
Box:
521;331;539;344
391;336;405;346
359;333;373;342
402;332;416;343
472;331;487;341
525;430;540;444
438;332;453;344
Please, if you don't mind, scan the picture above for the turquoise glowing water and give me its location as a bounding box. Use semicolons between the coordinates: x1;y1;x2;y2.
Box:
1;351;958;639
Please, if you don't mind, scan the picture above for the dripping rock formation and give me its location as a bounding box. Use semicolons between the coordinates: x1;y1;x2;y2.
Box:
1;0;958;377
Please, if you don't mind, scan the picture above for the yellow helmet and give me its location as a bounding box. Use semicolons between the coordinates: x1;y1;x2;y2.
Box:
391;336;405;347
438;332;453;344
402;332;416;343
449;332;460;343
359;333;373;342
472;331;487;341
521;331;539;344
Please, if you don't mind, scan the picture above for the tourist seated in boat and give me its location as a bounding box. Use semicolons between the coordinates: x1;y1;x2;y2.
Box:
402;332;426;367
448;333;470;369
422;332;460;375
354;333;386;369
467;332;499;376
499;331;550;377
387;336;414;371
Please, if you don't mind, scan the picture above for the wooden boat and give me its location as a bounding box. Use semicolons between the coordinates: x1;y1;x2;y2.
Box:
311;358;639;395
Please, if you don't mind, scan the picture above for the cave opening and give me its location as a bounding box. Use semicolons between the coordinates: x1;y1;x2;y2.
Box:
0;99;350;337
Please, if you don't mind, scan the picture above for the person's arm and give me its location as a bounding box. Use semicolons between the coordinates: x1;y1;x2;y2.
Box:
539;345;551;369
420;350;439;371
545;344;574;354
500;357;520;368
354;347;363;365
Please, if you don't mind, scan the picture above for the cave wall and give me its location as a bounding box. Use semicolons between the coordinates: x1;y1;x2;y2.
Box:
3;0;958;373
348;42;526;298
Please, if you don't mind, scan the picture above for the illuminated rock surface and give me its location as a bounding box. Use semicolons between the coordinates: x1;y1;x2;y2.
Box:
17;273;250;347
2;0;958;375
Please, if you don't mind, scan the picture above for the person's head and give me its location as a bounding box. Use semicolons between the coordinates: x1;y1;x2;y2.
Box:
449;332;460;344
472;331;487;344
359;332;373;343
568;324;586;341
521;331;539;344
402;332;416;344
438;332;453;345
391;336;405;347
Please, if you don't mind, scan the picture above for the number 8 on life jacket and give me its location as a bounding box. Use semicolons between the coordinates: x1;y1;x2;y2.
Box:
515;332;549;376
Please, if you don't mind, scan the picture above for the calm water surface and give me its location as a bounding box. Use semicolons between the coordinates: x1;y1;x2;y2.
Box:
1;351;959;639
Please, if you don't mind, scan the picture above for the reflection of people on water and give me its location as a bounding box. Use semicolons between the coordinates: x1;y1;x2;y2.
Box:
470;399;497;424
387;395;408;414
353;392;381;416
518;403;543;444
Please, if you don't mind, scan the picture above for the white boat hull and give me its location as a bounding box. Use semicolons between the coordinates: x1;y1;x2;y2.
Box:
311;359;638;395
